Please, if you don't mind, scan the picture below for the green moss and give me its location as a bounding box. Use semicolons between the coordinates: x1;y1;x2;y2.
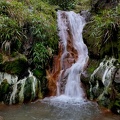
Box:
23;76;39;102
33;69;44;79
2;55;28;75
87;59;100;74
0;79;10;102
23;77;32;102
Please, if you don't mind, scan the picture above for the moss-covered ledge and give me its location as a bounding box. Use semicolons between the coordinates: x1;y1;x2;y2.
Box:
0;53;28;75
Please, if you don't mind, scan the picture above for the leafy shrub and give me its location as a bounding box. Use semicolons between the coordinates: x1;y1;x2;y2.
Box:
33;42;52;69
0;0;28;26
0;0;58;53
0;16;25;51
84;3;120;58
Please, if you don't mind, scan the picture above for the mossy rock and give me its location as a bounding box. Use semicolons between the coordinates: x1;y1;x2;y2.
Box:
97;95;111;108
1;54;28;75
23;77;33;102
0;79;10;102
33;69;45;79
23;76;39;102
33;68;48;97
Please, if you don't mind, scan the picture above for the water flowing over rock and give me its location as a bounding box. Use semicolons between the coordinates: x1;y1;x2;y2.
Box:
0;70;42;104
47;10;89;100
89;57;120;114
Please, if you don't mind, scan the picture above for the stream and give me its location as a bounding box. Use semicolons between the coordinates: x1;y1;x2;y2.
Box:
0;100;120;120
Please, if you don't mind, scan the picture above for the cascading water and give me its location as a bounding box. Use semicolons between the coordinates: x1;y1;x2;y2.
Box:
44;10;89;103
57;11;88;99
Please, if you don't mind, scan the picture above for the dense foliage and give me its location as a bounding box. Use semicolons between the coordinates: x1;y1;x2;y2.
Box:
0;0;58;71
42;0;76;10
83;2;120;59
0;0;61;98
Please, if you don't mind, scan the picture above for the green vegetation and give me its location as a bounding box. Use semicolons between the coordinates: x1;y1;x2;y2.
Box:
33;42;52;69
0;0;58;75
42;0;76;10
0;0;91;75
42;0;91;11
74;0;91;12
3;57;28;75
0;0;59;99
83;3;120;59
91;5;120;41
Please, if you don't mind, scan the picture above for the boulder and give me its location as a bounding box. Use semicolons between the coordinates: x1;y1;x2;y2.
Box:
80;10;91;22
89;57;120;114
0;70;42;104
0;53;28;76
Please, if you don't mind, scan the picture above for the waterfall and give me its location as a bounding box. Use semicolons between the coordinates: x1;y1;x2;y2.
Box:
45;10;89;103
57;10;89;100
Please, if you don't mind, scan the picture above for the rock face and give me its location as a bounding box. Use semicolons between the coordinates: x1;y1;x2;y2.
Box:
46;12;79;96
80;10;91;22
89;57;120;114
0;53;28;76
0;70;42;104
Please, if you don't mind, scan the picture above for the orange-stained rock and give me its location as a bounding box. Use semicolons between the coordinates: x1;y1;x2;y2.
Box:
46;43;62;96
46;11;86;96
46;28;79;96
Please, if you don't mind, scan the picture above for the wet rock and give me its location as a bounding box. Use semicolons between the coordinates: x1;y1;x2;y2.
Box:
80;10;91;22
0;53;28;76
114;69;120;83
47;11;88;97
89;57;120;114
0;71;42;104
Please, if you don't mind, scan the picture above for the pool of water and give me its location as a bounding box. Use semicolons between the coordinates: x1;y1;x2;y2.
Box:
0;99;120;120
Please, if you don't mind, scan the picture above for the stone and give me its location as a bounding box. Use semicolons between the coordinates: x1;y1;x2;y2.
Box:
114;69;120;83
80;10;91;22
0;53;28;76
89;57;120;114
0;71;41;104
